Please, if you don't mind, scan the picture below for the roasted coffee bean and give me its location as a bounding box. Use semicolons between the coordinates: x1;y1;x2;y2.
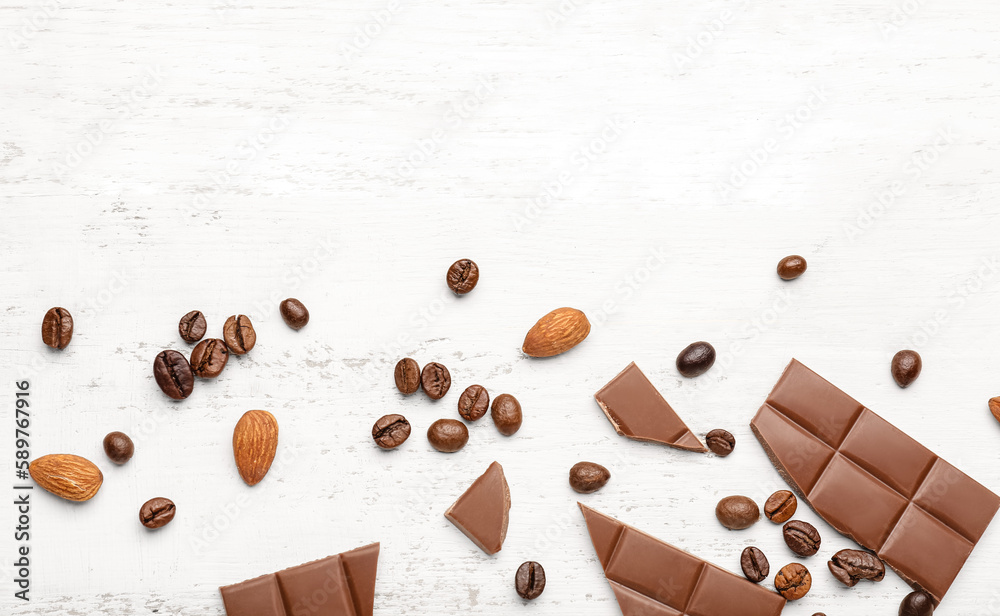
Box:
777;255;808;280
740;546;770;583
774;563;811;600
491;393;522;436
223;314;257;355
447;259;479;295
812;613;827;616
178;310;207;343
764;490;798;524
783;520;821;557
394;358;421;395
153;350;195;400
372;414;411;449
891;350;922;388
421;362;452;400
828;548;885;587
515;561;546;600
190;338;229;378
569;462;611;494
899;590;934;616
427;418;469;453
458;385;490;421
706;429;735;456
715;495;760;530
41;307;73;349
676;341;716;378
140;497;176;529
279;298;309;330
103;431;134;465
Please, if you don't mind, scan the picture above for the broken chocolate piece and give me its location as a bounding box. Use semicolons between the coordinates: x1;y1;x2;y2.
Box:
445;461;510;555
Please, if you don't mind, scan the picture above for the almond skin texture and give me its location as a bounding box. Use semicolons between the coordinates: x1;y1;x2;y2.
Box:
233;410;278;486
29;454;103;501
522;307;591;358
990;397;1000;424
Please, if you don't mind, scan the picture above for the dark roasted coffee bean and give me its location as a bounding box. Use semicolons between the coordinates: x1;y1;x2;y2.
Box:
774;563;811;600
223;314;256;355
515;561;546;600
812;613;827;616
828;548;885;587
153;350;195;400
783;520;821;556
741;546;770;583
421;362;452;400
178;310;207;343
458;384;490;421
764;490;798;524
279;298;309;330
899;590;934;616
569;461;610;494
891;350;922;388
706;429;735;456
427;418;469;453
491;393;522;436
190;338;229;378
447;259;479;295
777;255;808;280
394;358;421;395
715;495;759;530
103;431;134;465
372;414;411;449
140;497;176;529
676;341;716;377
41;307;73;349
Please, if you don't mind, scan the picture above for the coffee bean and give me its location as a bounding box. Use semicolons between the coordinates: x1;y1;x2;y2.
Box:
891;350;922;388
491;393;522;436
777;255;807;280
421;362;452;400
812;613;827;616
774;563;811;600
279;298;309;330
740;546;769;583
139;497;176;529
899;590;935;616
372;414;411;449
764;490;797;524
783;520;821;557
178;310;207;343
41;307;73;349
515;561;546;600
223;315;257;355
715;495;760;530
103;432;134;465
458;385;490;421
828;548;885;587
569;461;610;494
447;259;479;295
706;429;735;456
153;350;195;400
427;418;469;453
676;341;716;378
394;358;421;395
190;338;229;378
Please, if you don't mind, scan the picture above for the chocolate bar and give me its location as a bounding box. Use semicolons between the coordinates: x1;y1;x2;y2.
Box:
445;461;510;555
580;504;786;616
751;360;999;603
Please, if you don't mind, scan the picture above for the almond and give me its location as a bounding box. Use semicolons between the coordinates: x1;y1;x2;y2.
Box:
29;454;103;501
522;307;591;357
990;397;1000;423
233;410;278;486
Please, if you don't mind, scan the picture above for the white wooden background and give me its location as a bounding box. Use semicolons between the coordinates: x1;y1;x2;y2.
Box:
2;0;1000;614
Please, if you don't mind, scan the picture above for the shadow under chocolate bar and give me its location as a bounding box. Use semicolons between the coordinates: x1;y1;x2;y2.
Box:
751;359;999;604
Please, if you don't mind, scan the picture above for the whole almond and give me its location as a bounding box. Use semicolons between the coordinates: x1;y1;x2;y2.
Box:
29;454;103;501
990;397;1000;423
522;307;591;358
233;410;278;486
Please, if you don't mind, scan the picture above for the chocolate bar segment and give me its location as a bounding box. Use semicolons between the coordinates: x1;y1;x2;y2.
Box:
445;461;510;555
594;362;707;452
751;359;999;603
580;504;786;616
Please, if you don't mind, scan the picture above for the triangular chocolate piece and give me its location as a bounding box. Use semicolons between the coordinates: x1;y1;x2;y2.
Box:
445;461;510;555
594;362;707;452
